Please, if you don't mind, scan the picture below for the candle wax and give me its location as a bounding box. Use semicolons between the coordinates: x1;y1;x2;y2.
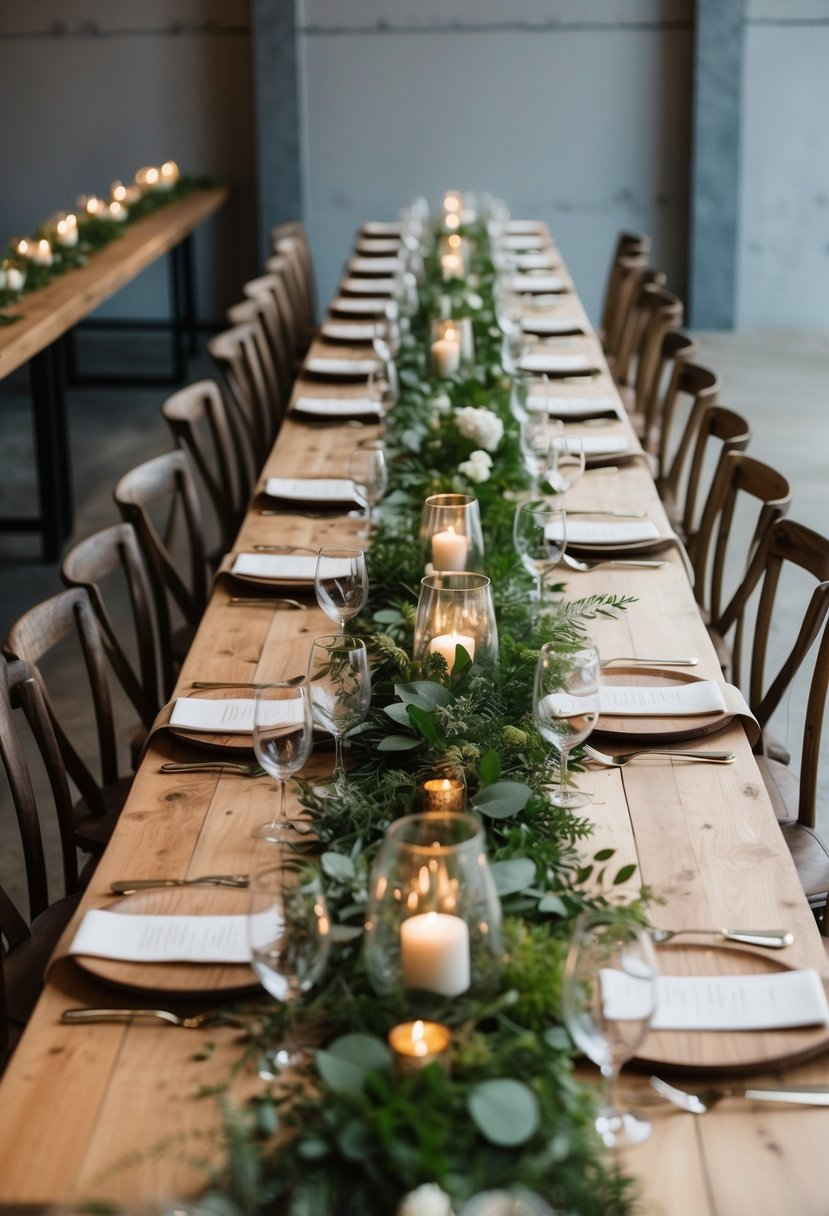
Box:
400;912;471;996
431;526;469;571
428;632;475;673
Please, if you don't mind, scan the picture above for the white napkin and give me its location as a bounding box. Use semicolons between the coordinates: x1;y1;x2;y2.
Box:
504;220;545;235
521;315;583;335
321;321;377;342
546;519;660;545
515;253;560;271
232;552;321;581
518;351;594;374
355;239;401;255
529;395;621;420
69;908;252;963
341;277;397;295
599;680;727;716
292;396;381;419
565;435;630;456
499;233;545;250
511;273;566;294
361;221;402;236
601;968;829;1031
265;477;356;502
331;297;388;315
348;256;403;275
305;357;380;377
170;696;305;733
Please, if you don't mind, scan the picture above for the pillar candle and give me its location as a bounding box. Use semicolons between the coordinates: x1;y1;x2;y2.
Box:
431;526;469;571
400;912;471;996
431;328;461;378
427;632;475;672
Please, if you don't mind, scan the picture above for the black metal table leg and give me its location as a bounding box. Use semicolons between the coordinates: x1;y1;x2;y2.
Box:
30;342;72;562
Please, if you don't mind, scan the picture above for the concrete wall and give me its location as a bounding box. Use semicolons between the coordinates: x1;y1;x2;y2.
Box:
737;1;829;326
296;0;694;323
0;0;257;322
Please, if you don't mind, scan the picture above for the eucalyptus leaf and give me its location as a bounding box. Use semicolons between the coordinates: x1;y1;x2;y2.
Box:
407;703;443;746
316;1033;391;1095
544;1026;572;1052
395;680;451;709
373;608;406;625
471;780;531;819
321;852;356;883
377;734;423;752
467;1078;541;1147
613;863;638;885
478;748;502;786
490;857;536;896
537;893;569;917
384;702;415;726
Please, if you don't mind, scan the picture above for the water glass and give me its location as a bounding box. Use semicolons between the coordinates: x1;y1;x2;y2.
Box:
314;546;368;632
349;444;388;537
307;635;371;798
252;680;314;833
533;642;600;809
513;501;567;607
548;426;586;495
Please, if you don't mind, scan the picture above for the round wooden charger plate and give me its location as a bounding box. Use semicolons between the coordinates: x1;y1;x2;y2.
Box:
594;665;732;743
74;887;258;997
637;943;829;1073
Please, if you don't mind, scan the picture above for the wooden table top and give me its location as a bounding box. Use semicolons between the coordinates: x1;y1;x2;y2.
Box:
0;218;827;1215
0;186;228;380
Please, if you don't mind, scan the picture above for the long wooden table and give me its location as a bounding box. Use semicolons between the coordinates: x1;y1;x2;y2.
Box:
0;186;228;560
1;218;828;1214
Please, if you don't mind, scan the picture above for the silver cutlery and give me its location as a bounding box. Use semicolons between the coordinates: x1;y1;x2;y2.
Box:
650;927;793;949
251;544;315;553
189;680;265;690
228;597;306;609
584;744;736;767
159;760;267;777
582;466;620;476
62;1008;233;1030
600;657;699;667
650;1075;829;1113
563;553;667;571
565;510;647;519
258;509;339;518
110;874;249;894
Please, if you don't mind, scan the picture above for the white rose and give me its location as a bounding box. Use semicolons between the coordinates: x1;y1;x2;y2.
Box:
455;406;504;452
458;449;493;483
465;290;484;310
430;392;452;414
397;1182;454;1216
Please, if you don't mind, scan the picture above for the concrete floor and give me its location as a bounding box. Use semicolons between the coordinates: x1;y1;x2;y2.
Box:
1;329;828;917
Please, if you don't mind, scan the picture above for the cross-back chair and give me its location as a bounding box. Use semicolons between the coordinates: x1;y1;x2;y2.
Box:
207;320;274;458
242;273;296;402
634;329;699;455
616;284;683;422
610;268;671;389
226;295;288;438
659;400;751;544
271;221;318;334
599;231;650;355
113;449;209;697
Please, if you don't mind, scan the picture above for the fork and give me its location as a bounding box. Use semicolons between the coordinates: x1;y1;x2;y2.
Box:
650;927;793;948
650;1075;829;1113
584;744;736;767
258;509;339;518
564;510;647;519
159;760;267;777
110;873;250;894
62;1007;233;1030
228;597;306;609
562;553;667;571
600;657;699;668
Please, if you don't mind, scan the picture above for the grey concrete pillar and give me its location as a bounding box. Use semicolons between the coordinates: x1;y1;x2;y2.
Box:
251;0;302;263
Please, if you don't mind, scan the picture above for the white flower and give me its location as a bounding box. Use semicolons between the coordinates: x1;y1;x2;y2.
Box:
430;392;452;415
455;406;504;452
458;449;493;483
397;1183;454;1216
465;289;484;310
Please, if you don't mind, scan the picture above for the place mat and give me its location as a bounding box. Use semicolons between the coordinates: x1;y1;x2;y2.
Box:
520;315;585;336
304;356;381;380
594;668;731;742
528;394;621;421
636;944;829;1071
330;296;389;316
511;272;567;295
341;277;397;296
51;887;258;996
320;321;377;343
264;476;358;505
347;256;403;276
291;395;382;421
517;351;598;376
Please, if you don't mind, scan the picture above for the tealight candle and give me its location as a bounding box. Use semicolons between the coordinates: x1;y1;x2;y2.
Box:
0;260;26;293
135;166;160;192
431;526;469;571
158;160;180;190
108;201;128;222
388;1019;452;1076
17;237;53;267
441;252;463;281
444;211;460;231
431;325;461;378
54;214;78;247
421;778;466;813
428;631;475;673
443;192;462;215
400;911;471;996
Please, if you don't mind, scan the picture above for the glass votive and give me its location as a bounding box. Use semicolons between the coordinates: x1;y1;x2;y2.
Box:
430;319;462;378
413;572;499;673
0;259;27;293
388;1019;452;1076
419;492;484;574
421;777;467;813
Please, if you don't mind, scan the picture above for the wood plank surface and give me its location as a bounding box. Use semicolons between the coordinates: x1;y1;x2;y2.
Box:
1;217;829;1214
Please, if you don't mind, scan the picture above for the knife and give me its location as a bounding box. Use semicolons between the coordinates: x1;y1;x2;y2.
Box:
111;874;249;894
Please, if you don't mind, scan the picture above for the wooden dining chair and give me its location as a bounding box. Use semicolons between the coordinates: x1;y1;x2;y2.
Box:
654;357;720;480
161;380;254;554
242;271;298;399
225;296;289;439
598;231;650;353
61;522;165;758
658;401;751;544
270;221;318;333
4;589;135;857
610;271;672;391
113;449;210;697
691;452;792;672
635;330;699;455
616;284;683;421
207;320;274;459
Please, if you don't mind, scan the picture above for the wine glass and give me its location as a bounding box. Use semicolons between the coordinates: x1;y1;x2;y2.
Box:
349;444;388;537
314;546;368;633
513;500;567;607
533;641;600;809
252;679;314;833
547;426;586;495
519;410;556;493
562;910;658;1147
247;843;331;1077
509;370;548;426
307;635;371;798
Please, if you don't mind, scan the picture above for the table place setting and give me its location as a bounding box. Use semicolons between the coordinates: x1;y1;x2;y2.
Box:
320;319;377;343
169;694;306;735
520;314;585;336
347;255;404;276
329;294;391;315
517;348;600;377
341;275;398;295
510;271;569;295
354;238;402;256
546;517;661;546
513;252;561;271
290;393;383;420
66;906;254;964
230;551;340;583
263;475;359;506
303;355;382;380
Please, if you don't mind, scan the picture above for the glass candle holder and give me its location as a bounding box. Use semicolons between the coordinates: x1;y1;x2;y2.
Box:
413;572;498;673
430;319;462;378
421;777;466;813
388;1019;452;1076
419;493;484;574
364;811;503;1001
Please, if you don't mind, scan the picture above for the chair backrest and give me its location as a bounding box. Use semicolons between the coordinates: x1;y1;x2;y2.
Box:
207;321;273;458
225;296;287;437
625;285;684;419
599;231;650;350
113;450;209;694
635;328;698;453
160;380;252;552
61;522;164;731
4;587;126;830
263;254;312;366
691;451;791;626
242;272;296;401
0;656;80;921
270;221;317;328
656;356;719;482
611;267;669;386
715;519;829;823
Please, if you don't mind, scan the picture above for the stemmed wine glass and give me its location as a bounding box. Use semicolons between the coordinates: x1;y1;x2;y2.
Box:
533;641;600;809
547;426;586;495
307;635;371;798
247;841;331;1077
252;679;314;833
349;444;388;537
562;910;658;1147
519;410;557;494
513;500;567;608
314;546;368;633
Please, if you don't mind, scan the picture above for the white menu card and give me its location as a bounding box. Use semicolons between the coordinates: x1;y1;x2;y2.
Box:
69;909;252;963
